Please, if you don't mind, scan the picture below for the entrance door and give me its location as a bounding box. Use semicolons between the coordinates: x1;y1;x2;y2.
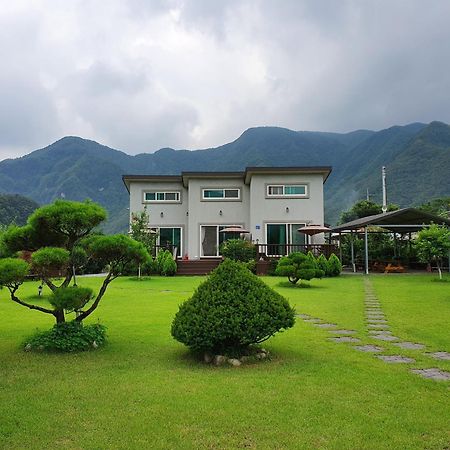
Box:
159;227;182;257
266;224;287;256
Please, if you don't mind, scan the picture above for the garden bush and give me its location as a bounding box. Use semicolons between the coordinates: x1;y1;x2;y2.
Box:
327;253;342;277
219;239;256;262
161;251;177;276
317;254;329;274
24;321;107;353
171;259;295;355
275;252;324;285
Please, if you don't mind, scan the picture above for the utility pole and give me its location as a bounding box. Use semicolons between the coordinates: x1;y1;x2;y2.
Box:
382;166;387;213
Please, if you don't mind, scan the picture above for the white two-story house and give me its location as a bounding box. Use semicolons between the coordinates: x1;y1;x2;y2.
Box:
123;166;332;261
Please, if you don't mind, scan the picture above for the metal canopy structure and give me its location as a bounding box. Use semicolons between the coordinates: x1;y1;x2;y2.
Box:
331;208;450;274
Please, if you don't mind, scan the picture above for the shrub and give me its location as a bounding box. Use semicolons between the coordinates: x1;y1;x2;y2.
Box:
219;239;256;262
24;321;107;353
327;253;342;277
275;252;324;285
49;286;94;313
156;250;167;273
161;251;177;276
317;254;329;274
171;259;295;355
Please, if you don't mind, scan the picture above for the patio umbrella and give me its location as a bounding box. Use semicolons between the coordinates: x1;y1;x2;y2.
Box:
297;224;331;236
219;226;250;234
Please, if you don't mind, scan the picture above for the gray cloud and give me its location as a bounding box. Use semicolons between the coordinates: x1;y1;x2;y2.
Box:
1;0;450;159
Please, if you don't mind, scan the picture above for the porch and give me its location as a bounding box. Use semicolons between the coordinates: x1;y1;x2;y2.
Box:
174;243;338;275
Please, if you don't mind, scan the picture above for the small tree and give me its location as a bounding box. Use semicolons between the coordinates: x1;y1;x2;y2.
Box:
327;253;342;277
219;239;256;262
0;200;150;326
275;252;324;285
415;224;450;279
317;254;329;274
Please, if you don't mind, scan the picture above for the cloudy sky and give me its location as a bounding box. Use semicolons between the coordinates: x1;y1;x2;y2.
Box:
1;0;450;159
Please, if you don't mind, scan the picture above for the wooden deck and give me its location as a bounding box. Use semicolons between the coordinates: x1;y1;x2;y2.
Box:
176;258;222;275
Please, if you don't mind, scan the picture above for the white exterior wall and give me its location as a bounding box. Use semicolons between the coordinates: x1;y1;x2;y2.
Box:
249;174;325;244
186;178;250;259
128;180;189;254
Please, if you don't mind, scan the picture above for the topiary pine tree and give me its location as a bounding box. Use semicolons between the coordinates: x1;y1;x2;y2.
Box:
171;259;295;355
327;253;342;277
0;200;150;326
317;253;330;274
275;252;324;285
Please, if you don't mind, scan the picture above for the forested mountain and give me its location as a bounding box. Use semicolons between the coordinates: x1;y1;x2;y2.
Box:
0;121;448;232
0;194;39;226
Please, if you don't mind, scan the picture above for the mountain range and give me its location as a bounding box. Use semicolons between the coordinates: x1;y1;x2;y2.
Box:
0;121;449;233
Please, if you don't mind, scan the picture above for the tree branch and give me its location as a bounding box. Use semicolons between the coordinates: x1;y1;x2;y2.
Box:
9;289;54;315
75;272;113;322
42;277;58;293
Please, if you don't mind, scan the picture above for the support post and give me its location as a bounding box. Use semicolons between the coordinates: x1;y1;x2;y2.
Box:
350;231;356;273
339;232;342;262
364;227;369;275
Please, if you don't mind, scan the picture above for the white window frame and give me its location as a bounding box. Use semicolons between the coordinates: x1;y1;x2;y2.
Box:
266;184;308;198
264;222;308;257
201;188;240;200
151;226;183;257
144;191;181;203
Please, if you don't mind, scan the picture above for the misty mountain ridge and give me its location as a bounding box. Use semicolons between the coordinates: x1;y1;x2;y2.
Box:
0;121;448;233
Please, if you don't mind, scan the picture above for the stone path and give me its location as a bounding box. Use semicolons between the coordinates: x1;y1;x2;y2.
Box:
296;281;450;383
363;278;450;382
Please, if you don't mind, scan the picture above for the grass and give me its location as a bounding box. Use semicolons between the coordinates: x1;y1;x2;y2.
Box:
0;274;449;449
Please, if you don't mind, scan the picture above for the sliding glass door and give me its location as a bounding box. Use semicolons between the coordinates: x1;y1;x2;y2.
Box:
266;223;306;256
157;227;182;257
200;225;235;257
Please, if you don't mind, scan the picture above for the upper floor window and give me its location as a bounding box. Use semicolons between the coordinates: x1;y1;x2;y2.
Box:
267;184;307;197
144;191;181;202
202;188;240;200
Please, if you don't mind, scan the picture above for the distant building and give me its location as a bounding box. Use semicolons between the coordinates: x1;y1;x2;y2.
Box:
122;166;331;260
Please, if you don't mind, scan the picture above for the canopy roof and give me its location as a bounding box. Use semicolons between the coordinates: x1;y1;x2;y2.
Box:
331;208;450;233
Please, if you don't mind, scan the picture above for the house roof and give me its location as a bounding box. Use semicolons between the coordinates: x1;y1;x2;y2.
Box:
331;208;450;233
122;166;332;191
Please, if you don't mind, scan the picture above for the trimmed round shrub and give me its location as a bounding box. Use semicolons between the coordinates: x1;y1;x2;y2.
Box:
24;321;106;353
327;253;342;277
171;259;295;355
275;252;324;285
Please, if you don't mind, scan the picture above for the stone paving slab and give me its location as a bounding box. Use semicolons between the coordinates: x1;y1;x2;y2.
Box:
393;342;426;350
329;336;361;343
369;330;392;335
366;314;385;319
427;351;450;361
315;323;337;328
411;368;450;381
303;318;322;323
328;329;357;335
354;345;384;353
371;334;399;341
367;324;390;329
296;314;311;319
377;355;415;363
367;319;388;324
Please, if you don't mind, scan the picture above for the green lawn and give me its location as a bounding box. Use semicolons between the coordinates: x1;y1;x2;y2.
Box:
0;274;449;449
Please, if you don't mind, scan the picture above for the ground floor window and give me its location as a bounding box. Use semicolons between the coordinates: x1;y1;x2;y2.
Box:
266;223;307;256
151;227;182;257
200;225;236;257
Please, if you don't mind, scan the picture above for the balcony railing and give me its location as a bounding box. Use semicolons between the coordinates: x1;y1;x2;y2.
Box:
255;243;338;259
